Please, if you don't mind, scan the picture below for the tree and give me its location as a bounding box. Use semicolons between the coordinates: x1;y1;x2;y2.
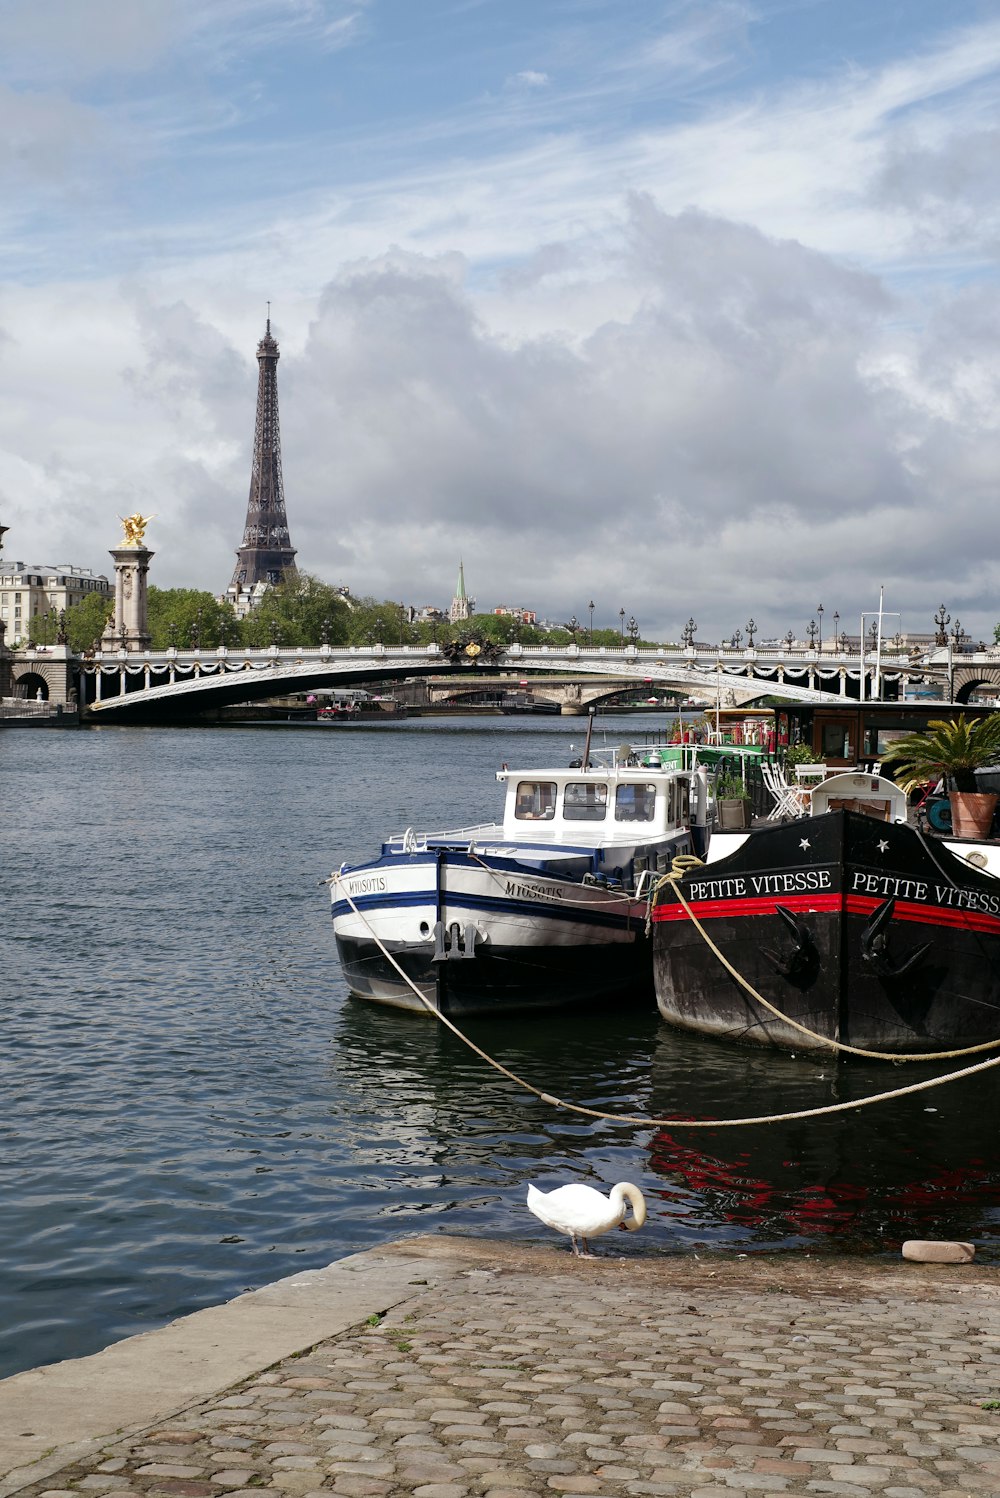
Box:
59;592;115;652
27;610;60;646
242;575;351;648
146;588;237;650
462;612;543;646
341;596;415;647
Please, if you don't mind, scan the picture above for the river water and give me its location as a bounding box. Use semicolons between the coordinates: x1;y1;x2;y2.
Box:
2;714;998;1381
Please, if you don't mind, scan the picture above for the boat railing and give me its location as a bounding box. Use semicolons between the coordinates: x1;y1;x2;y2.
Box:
385;821;498;851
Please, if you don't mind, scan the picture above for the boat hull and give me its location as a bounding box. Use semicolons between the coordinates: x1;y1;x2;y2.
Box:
652;810;1000;1054
332;849;653;1017
335;931;651;1016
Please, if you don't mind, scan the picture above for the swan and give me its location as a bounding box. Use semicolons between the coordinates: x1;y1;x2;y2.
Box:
526;1181;647;1257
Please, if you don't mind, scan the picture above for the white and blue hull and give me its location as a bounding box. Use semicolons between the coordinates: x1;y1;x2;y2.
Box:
331;847;662;1016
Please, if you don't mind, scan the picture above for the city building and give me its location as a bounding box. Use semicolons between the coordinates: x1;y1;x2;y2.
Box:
0;563;112;645
225;313;297;617
493;606;537;625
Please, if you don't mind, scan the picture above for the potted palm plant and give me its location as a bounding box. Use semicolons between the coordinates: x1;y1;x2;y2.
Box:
882;715;1000;838
714;769;752;830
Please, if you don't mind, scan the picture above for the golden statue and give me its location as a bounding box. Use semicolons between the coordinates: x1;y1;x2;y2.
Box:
118;512;155;547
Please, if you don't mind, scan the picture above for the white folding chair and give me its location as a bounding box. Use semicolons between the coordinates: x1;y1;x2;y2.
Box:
762;761;808;820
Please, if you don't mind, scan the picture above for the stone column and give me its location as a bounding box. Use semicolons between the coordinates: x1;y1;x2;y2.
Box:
102;547;154;650
0;618;11;698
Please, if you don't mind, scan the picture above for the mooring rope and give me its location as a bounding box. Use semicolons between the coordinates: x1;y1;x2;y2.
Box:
328;870;1000;1128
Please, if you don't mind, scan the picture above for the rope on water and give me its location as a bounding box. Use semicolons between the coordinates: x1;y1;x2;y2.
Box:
329;870;1000;1129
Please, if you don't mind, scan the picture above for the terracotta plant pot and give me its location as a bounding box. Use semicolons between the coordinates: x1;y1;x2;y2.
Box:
948;791;998;840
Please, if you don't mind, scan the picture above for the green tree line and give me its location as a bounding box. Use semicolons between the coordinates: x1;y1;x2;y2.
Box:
37;579;665;653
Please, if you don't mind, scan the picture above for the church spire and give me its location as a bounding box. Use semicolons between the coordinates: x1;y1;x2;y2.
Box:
230;313;297;591
449;558;474;623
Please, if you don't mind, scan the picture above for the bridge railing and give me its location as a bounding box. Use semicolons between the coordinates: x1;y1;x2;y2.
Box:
81;640;928;666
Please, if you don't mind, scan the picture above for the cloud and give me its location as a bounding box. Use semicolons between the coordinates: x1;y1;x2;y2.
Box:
507;70;550;89
271;204;942;637
0;82;103;186
0;0;180;82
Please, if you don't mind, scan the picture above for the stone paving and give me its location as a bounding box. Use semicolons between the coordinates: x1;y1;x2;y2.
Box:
13;1239;1000;1498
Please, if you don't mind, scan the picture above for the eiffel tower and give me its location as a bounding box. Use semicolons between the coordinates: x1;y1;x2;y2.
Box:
230;313;297;593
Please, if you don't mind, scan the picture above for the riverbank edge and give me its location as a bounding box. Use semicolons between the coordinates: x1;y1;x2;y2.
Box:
0;1234;994;1496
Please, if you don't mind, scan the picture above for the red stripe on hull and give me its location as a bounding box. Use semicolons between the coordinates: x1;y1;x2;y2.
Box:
653;892;840;922
653;890;1000;935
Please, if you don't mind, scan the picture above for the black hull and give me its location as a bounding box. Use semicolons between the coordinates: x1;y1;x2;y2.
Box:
336;934;653;1017
652;810;1000;1055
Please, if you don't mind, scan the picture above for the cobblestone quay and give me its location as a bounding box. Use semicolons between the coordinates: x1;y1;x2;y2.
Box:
3;1236;1000;1498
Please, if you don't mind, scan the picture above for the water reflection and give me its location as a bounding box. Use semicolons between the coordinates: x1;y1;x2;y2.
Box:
645;1028;1000;1253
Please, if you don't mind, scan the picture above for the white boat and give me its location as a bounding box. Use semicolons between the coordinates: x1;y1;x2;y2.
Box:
330;744;706;1016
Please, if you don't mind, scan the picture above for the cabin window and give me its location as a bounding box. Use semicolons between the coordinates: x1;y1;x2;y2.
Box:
514;780;557;820
615;783;656;822
822;723;852;758
563;781;608;821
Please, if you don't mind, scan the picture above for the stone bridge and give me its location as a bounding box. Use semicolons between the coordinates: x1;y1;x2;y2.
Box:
49;638;978;723
5;638;1000;723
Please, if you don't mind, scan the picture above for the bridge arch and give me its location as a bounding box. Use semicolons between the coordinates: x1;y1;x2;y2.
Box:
13;670;49;701
953;666;1000;705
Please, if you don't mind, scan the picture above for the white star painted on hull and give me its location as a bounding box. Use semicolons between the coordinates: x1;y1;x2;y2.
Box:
798;838;811;850
877;839;889;852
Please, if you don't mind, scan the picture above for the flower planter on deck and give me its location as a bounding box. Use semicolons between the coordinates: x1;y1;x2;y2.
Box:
948;791;998;839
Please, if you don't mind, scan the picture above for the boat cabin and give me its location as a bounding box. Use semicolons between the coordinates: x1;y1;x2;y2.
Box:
777;701;1000;772
496;764;691;842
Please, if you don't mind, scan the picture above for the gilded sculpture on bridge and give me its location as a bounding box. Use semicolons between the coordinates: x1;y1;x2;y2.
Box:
118;513;155;548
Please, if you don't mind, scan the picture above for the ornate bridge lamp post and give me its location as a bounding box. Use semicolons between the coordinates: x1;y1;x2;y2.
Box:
730;629;742;650
588;600;595;643
269;618;283;648
619;607;626;641
807;619;818;650
817;604;824;652
320;616;331;648
627;616;639;648
745;619;756;649
682;617;697;650
218;615;235;652
566;615;580;641
166;621;178;651
832;611;839;651
934;604;951;646
948;618;964;702
784;629;795;651
189;609;203;650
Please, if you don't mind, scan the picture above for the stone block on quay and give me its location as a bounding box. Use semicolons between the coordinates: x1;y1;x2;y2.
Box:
901;1240;976;1264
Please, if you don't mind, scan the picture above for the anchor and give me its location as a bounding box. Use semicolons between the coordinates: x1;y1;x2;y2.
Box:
432;920;482;962
763;903;818;981
861;896;931;979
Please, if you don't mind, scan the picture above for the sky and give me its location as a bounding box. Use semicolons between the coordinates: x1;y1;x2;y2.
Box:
2;0;1000;643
